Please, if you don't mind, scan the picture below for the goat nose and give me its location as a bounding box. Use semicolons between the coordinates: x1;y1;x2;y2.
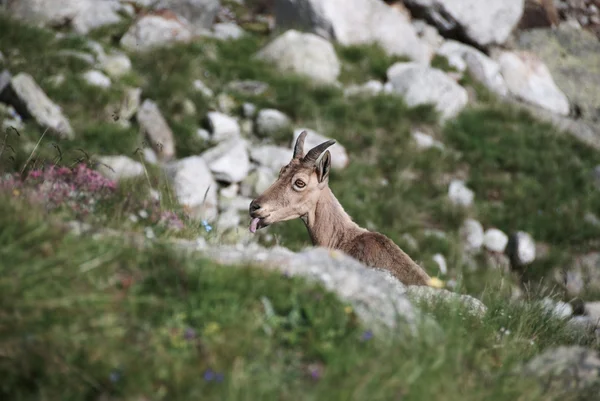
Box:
249;200;261;213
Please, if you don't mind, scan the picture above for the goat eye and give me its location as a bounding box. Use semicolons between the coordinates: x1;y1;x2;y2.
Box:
294;179;305;188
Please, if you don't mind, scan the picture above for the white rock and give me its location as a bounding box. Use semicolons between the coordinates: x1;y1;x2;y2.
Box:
219;196;253;213
143;147;158;164
387;62;469;122
509;231;536;265
255;30;341;85
344;80;384;97
484;228;509;253
585;302;600;324
412;19;445;50
100;52;132;78
201;139;251;183
448;179;474;207
274;0;432;63
436;40;508;96
193;79;214;98
242;103;257;118
219;183;240;199
82;70;112;88
213;22;245;40
433;253;448;275
164;156;218;221
411;130;444;150
404;0;525;47
541;298;573;319
240;167;276;197
6;0;124;34
292;128;349;170
120;15;192;52
3;72;74;139
137;99;176;161
497;51;570;116
460;218;485;252
255;109;292;137
205;111;241;142
216;208;242;231
96;155;145;181
196;128;211;141
250;145;293;172
153;0;221;33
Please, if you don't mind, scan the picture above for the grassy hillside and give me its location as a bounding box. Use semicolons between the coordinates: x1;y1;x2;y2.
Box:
1;7;600;401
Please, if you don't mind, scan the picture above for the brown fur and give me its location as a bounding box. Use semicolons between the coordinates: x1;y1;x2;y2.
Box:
249;131;432;286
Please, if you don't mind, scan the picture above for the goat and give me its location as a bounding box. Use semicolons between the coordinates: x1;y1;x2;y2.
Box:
248;130;432;287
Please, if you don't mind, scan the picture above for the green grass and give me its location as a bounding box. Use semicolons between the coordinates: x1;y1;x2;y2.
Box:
1;194;597;401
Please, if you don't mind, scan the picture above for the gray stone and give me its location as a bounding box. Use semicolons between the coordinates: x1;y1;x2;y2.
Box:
201;138;251;183
387;62;469;122
255;30;341;85
193;79;214;98
0;72;74;139
213;22;245;40
6;0;124;34
447;179;474;207
82;70;111;88
274;0;432;63
343;80;384;97
256;108;292;138
460;218;484;252
483;228;509;253
250;145;293;172
99;52;132;78
153;0;220;33
163;156;219;221
205;111;241;142
522;346;600;398
585;302;600;325
411;130;444;151
240;167;276;198
292;128;349;170
496;50;570;116
506;231;536;266
226;80;270;96
95;155;145;181
436;40;508;96
137;99;176;162
120;15;193;52
404;0;525;47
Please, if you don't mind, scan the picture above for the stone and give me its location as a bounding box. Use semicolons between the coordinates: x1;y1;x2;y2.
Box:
447;179;474;207
255;30;341;85
585;302;600;325
343;80;384;97
242;103;257;119
82;70;111;88
153;0;221;33
6;0;124;34
136;99;176;162
412;19;445;50
496;50;570;116
118;87;142;121
216;208;242;231
432;253;447;275
522;346;600;398
201;138;251;183
240;167;276;198
411;130;444;151
226;80;270;96
387;62;469;122
164;156;219;221
255;108;292;137
193;79;214;98
292;128;349;170
205;111;241;142
273;0;432;63
460;218;484;252
99;52;132;78
403;0;525;47
95;155;145;181
405;285;487;318
250;145;293;172
213;22;245;40
120;15;193;52
483;228;509;253
0;72;74;139
506;231;536;266
436;40;508;97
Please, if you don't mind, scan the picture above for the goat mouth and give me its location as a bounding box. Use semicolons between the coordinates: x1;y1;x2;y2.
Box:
249;217;269;233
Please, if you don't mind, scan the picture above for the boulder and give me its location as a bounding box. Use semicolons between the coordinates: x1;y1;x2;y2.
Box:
205;111;241;142
250;145;293;172
496;50;570;116
120;15;193;52
483;228;509;253
0;72;74;139
273;0;433;63
403;0;525;47
136;99;176;162
255;109;292;138
255;30;341;84
387;62;469;122
201;139;251;183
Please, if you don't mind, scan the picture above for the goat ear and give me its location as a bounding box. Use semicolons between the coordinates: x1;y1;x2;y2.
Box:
316;150;331;184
